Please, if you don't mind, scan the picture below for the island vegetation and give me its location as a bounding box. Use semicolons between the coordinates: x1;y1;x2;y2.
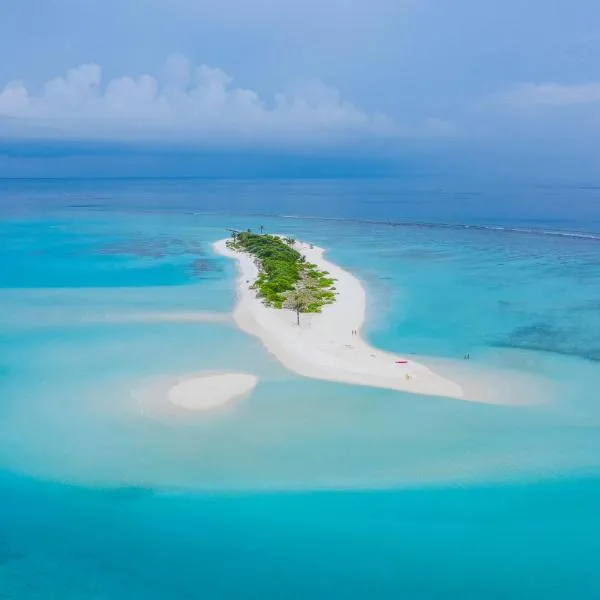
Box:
227;231;336;323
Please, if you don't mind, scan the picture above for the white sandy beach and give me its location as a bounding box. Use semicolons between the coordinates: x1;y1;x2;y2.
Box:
214;237;470;400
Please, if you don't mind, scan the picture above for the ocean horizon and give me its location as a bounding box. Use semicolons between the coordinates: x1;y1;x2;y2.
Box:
2;178;600;598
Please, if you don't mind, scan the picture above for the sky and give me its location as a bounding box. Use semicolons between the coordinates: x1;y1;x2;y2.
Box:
1;0;600;179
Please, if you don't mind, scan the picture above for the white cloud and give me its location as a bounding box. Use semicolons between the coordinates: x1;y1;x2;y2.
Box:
496;81;600;108
0;55;399;144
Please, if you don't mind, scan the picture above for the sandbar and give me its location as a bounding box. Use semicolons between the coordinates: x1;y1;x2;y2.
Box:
168;372;258;411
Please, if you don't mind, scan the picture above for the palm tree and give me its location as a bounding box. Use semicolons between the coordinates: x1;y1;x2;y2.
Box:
287;289;312;325
284;236;296;246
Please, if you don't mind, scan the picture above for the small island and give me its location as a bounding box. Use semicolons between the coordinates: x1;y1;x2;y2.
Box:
214;233;547;404
214;233;466;399
227;231;336;324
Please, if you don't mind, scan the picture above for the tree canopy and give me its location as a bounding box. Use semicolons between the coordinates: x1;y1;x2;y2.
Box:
227;232;336;315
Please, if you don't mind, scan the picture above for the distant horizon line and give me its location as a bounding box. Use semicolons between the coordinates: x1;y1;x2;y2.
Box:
1;176;600;188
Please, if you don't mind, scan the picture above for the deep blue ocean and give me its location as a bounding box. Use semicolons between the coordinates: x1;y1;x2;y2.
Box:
1;178;600;598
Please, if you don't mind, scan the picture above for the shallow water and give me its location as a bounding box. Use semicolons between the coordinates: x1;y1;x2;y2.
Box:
1;179;600;597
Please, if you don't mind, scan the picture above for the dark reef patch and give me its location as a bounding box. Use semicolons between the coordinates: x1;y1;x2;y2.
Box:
493;321;600;362
99;237;206;259
188;258;224;277
0;542;25;566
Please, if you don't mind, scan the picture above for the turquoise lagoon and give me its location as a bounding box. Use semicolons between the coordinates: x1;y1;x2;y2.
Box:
1;179;600;598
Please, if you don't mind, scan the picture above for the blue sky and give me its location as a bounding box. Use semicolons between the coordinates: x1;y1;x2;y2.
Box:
1;0;599;178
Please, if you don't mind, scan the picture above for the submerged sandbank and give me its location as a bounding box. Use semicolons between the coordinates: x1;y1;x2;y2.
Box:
99;311;230;324
214;236;551;405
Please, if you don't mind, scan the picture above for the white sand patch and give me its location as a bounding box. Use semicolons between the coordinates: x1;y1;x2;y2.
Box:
167;373;258;411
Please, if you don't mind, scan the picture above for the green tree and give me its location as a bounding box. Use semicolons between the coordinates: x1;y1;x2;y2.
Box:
287;288;312;325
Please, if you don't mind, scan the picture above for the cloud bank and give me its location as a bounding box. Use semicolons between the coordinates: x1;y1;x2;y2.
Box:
0;55;398;145
496;82;600;108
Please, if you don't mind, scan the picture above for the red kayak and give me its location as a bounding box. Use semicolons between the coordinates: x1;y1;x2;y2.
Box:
395;360;409;364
